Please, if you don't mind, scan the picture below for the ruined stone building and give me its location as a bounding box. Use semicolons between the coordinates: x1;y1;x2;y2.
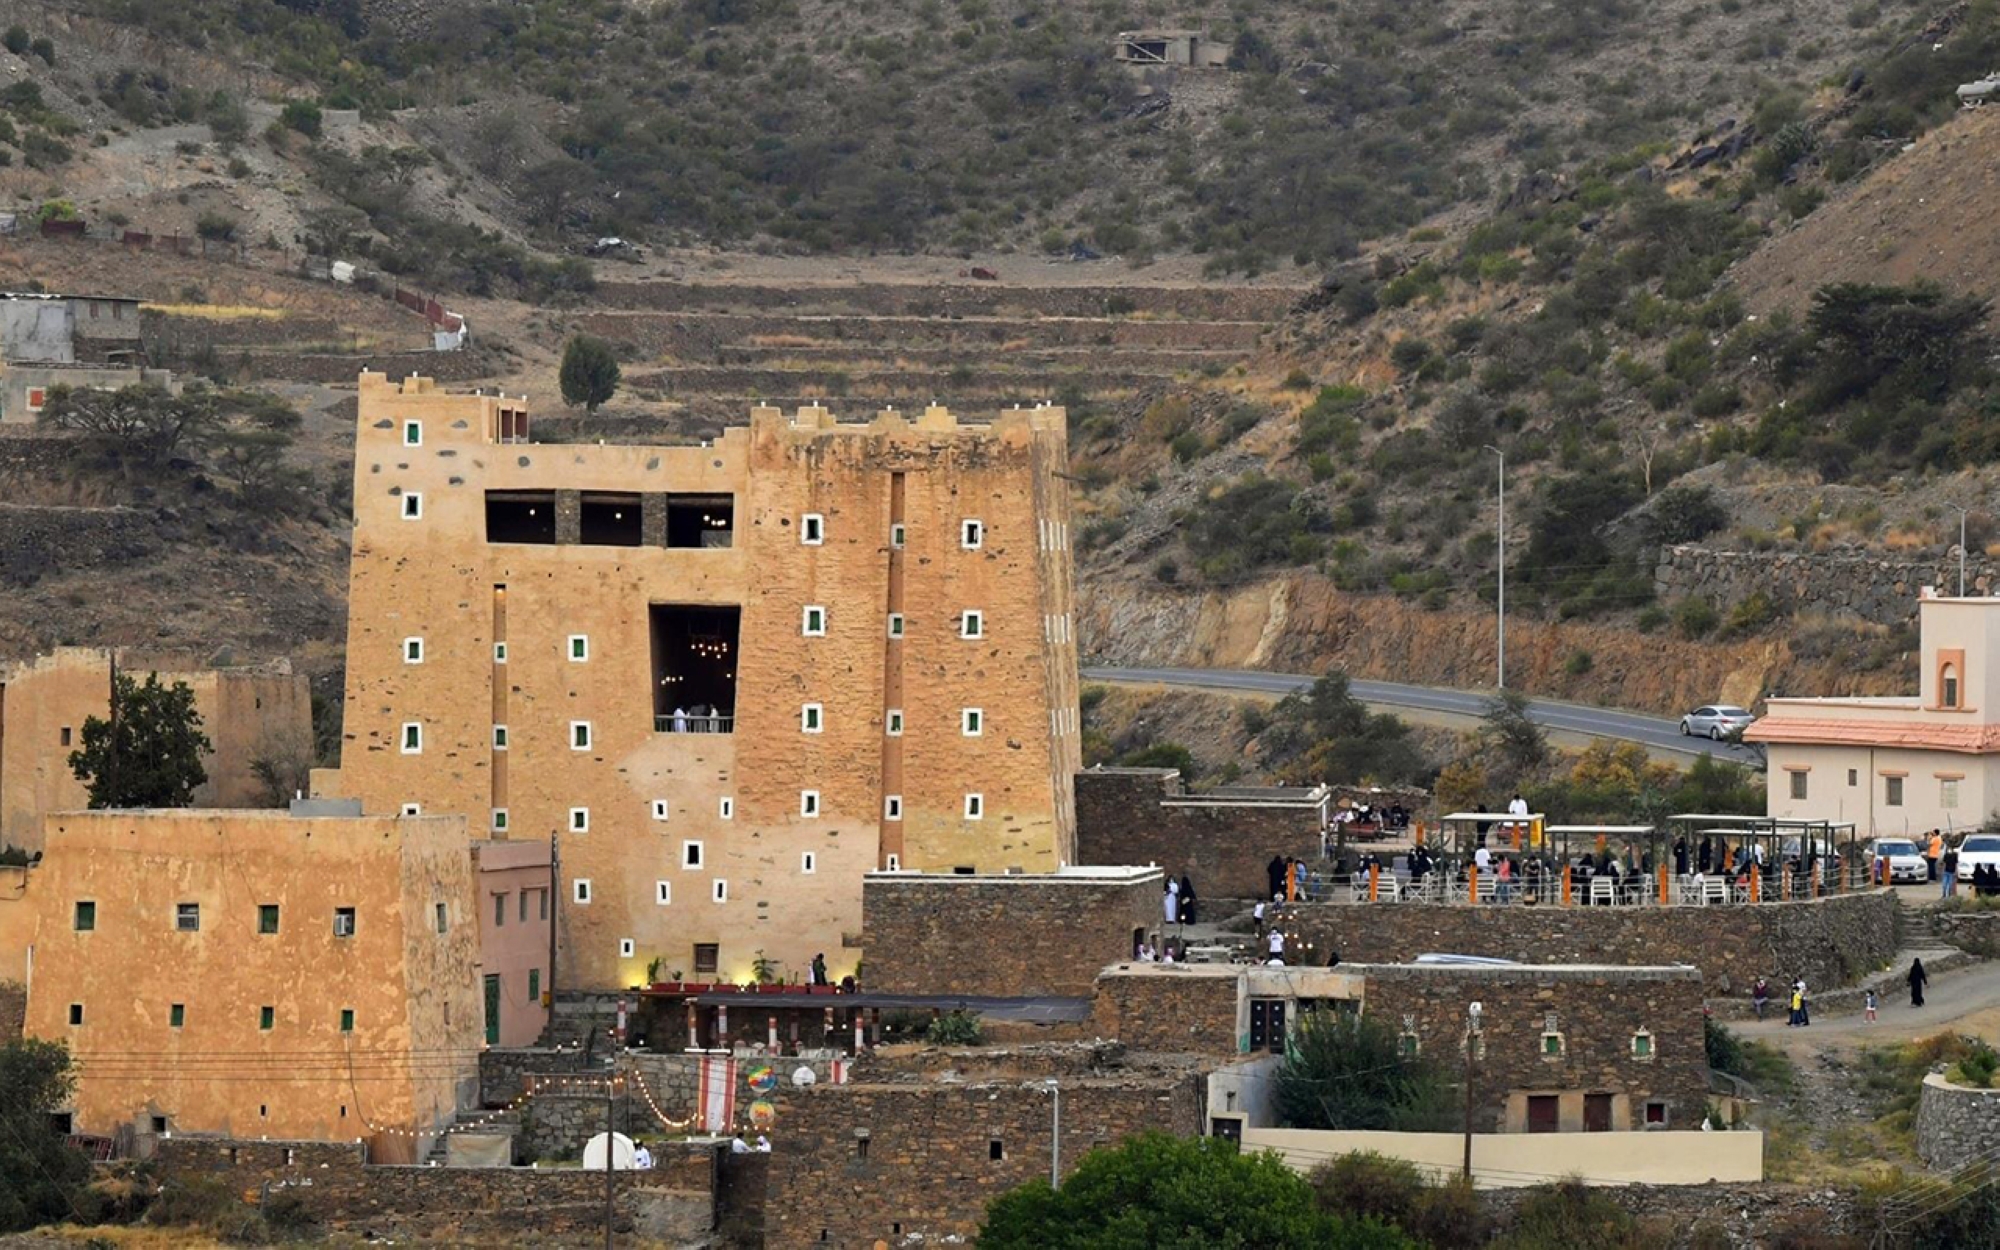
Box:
0;647;312;855
23;808;484;1161
316;372;1081;990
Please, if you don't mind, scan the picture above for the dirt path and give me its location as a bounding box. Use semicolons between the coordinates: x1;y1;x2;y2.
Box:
1736;959;2000;1052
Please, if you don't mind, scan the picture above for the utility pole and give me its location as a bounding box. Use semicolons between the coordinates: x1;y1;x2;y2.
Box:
548;832;560;1026
1047;1079;1061;1187
1483;446;1505;689
1953;506;1970;596
1463;1002;1481;1183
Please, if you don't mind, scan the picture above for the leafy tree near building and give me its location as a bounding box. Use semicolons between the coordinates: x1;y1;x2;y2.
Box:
558;334;621;415
981;1132;1412;1249
68;671;212;809
0;1039;90;1232
1276;1013;1455;1132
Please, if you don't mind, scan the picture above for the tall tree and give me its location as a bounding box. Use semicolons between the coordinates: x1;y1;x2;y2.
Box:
558;334;621;415
68;671;212;809
0;1039;89;1232
1276;1013;1455;1132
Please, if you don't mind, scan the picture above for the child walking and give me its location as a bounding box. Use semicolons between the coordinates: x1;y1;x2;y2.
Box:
1865;989;1878;1023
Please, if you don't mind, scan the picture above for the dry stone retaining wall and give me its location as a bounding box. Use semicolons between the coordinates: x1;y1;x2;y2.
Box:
1915;1071;2000;1170
1654;544;1991;626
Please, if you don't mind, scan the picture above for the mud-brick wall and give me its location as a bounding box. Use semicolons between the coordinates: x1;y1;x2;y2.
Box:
764;1074;1202;1248
1287;890;1897;995
862;870;1159;998
1074;769;1325;900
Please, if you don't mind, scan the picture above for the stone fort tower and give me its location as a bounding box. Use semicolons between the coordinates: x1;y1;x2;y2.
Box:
320;372;1081;989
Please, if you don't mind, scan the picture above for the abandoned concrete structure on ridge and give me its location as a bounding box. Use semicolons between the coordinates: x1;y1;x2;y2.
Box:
316;372;1082;991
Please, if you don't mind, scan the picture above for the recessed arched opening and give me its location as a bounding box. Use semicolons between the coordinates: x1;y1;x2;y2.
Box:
1943;662;1961;709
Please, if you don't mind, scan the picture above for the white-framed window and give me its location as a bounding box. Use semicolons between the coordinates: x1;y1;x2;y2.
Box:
719;797;734;820
887;613;905;639
402;419;422;447
651;799;670;821
885;709;904;737
802;703;824;733
403;636;424;664
683;841;703;869
493;725;509;750
962;708;983;736
891;522;906;549
801;851;817;874
400;802;421;817
570;721;592;751
961;518;984;549
960;609;984;639
568;634;588;662
494;642;508;664
1631;1029;1656;1060
801;513;824;544
619;937;636;958
712;879;728;903
401;492;422;520
569;807;590;833
964;793;984;820
803;605;827;636
1944;778;1962;809
801;790;821;818
656;881;672;905
400;722;422;754
884;795;903;821
886;853;902;871
573;879;592;904
491;808;508;832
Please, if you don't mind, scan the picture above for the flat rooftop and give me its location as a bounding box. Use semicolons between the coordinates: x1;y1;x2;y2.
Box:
865;865;1163;885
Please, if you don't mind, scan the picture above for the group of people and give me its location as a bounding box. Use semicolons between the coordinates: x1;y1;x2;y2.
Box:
1162;873;1199;926
1911;832;2000;899
1751;957;1933;1025
1266;855;1316;902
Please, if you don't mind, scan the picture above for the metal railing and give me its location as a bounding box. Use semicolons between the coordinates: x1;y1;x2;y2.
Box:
1309;860;1859;907
654;713;733;734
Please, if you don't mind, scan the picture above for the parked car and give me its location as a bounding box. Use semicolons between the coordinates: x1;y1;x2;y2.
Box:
1954;833;2000;878
1870;838;1929;884
1680;705;1756;739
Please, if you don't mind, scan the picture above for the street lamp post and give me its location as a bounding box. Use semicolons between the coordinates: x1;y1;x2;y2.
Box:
1952;506;1969;596
1483;446;1505;689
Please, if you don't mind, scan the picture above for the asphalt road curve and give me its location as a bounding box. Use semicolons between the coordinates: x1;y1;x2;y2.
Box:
1081;665;1765;767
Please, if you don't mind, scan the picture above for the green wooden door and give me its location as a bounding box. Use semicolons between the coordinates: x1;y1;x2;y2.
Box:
484;974;501;1045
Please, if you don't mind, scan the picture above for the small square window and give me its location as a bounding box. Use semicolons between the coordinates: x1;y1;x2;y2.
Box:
802;703;824;733
656;881;672;905
1848;768;1858;786
568;634;589;662
574;879;592;904
989;1138;1004;1161
402;420;422;447
719;797;734;820
1632;1031;1655;1059
651;799;670;821
1887;776;1905;807
712;879;728;903
684;841;704;869
490;806;508;829
801;851;817;874
801;513;824;544
803;606;827;636
801;790;821;818
400;722;422;754
1645;1101;1668;1127
68;1003;83;1026
962;519;983;549
570;807;590;833
73;901;94;932
434;902;448;933
258;904;280;935
400;803;421;817
169;1003;185;1028
59;725;71;746
885;795;903;821
885;709;904;737
259;1006;275;1030
494;642;509;664
619;937;636;958
964;793;984;820
1541;1032;1566;1058
887;613;904;639
401;492;423;520
340;1008;355;1033
1788;771;1807;800
570;721;592;751
334;907;356;937
493;893;506;927
960;610;984;639
176;902;200;932
1398;1033;1420;1058
890;522;906;548
403;636;423;664
962;708;983;736
493;725;509;750
886;854;901;871
694;943;719;975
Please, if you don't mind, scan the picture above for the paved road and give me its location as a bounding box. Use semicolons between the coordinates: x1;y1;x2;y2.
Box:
1081;665;1764;766
1735;957;2000;1046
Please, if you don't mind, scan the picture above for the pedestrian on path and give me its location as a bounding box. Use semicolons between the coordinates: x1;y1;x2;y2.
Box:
1752;977;1770;1021
1787;982;1803;1027
1866;990;1878;1023
1943;845;1960;899
1253;898;1268;937
1163;879;1179;927
1266;927;1286;965
1179;874;1198;926
1929;831;1944;881
1909;957;1929;1008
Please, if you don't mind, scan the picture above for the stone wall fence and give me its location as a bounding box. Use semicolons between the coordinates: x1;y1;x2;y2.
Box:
1915;1071;2000;1171
1654;544;1991;627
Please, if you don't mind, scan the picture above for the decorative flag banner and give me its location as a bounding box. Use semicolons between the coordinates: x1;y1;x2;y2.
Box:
699;1055;737;1132
828;1058;850;1085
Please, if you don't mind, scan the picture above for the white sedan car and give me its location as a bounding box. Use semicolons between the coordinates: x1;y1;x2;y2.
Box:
1956;834;2000;879
1871;838;1928;884
1680;705;1757;739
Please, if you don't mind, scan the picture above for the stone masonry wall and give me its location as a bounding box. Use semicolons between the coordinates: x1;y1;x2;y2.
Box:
1480;1182;1865;1247
764;1072;1202;1248
863;871;1159;997
1654;544;1992;627
1074;769;1324;900
1091;970;1241;1055
154;1136;718;1242
1926;909;2000;956
1362;965;1710;1132
1915;1072;2000;1170
1288;890;1897;995
0;979;23;1041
